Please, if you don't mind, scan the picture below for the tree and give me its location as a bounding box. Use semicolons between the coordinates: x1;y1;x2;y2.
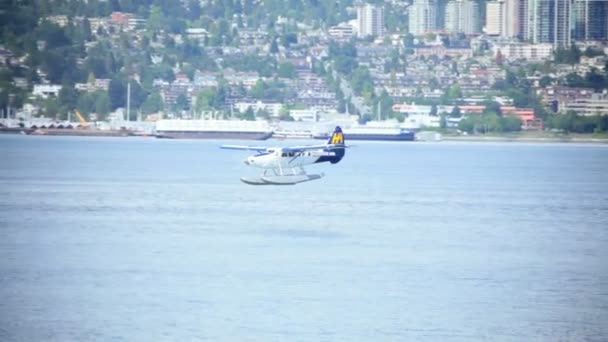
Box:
195;88;215;114
242;107;255;120
87;72;96;85
174;94;189;111
141;91;163;114
585;69;607;91
94;92;111;119
430;104;438;116
270;39;279;54
458;116;475;134
57;84;79;113
565;73;586;88
445;84;462;102
108;78;125;110
483;100;502;116
374;91;394;120
277;62;296;78
403;33;414;47
495;49;503;66
450;106;461;118
440;112;447;129
350;66;373;96
249;79;267;98
212;84;228;108
147;6;165;32
539;76;553;88
501;115;522;132
43;97;60;118
76;92;95;115
187;0;202;20
554;44;581;65
280;32;298;48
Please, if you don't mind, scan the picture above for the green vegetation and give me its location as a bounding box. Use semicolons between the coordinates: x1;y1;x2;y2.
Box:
553;45;582;65
1;0;359;118
545;112;608;134
458;114;523;134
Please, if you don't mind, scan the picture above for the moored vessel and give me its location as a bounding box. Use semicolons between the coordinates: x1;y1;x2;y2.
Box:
341;126;415;141
313;123;415;141
155;119;273;140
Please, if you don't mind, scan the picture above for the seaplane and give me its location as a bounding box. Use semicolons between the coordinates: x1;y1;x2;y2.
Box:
221;126;347;185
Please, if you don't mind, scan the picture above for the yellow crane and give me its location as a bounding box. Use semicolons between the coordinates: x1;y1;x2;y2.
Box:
74;109;89;128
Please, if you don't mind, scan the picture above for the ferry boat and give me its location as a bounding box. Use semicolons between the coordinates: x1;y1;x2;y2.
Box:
271;122;316;139
155;119;273;140
313;123;415;141
342;126;415;141
271;129;314;139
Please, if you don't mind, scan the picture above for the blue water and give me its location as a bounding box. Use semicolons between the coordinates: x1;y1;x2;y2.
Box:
1;135;607;341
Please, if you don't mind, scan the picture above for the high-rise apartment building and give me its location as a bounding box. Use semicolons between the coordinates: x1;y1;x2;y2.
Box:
357;3;385;37
519;0;530;40
523;0;572;47
485;0;505;35
409;0;438;35
485;0;519;37
503;0;520;37
573;0;608;41
445;0;481;34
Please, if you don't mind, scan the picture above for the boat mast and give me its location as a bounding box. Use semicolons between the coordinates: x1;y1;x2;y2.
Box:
345;99;349;115
126;81;131;122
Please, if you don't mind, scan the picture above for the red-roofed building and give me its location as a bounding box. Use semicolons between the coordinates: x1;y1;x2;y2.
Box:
501;107;543;130
111;12;133;27
456;105;543;130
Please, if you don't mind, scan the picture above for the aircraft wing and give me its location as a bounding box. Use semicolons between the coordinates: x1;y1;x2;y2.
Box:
282;143;347;152
220;145;269;153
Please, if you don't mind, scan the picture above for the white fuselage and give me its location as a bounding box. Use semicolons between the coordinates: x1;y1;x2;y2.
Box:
245;148;334;169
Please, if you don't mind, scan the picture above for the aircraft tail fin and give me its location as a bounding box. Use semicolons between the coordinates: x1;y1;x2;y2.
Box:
326;126;344;145
326;126;345;164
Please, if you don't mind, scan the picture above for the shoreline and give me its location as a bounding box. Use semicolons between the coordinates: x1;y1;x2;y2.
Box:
440;135;608;144
3;128;608;144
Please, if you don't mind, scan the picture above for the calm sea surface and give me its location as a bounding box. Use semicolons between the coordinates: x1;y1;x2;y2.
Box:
1;134;607;341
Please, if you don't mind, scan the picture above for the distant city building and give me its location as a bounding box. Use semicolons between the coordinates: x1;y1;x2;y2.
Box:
524;0;572;47
33;84;62;99
408;0;438;35
110;12;132;27
492;42;553;61
356;3;385;37
485;0;505;36
519;0;530;40
414;45;473;58
485;0;519;37
193;71;218;87
504;0;520;38
538;86;595;109
573;0;608;41
288;109;319;121
234;101;283;117
328;23;355;40
562;92;608;116
186;28;209;41
445;0;480;34
75;79;111;92
109;12;145;31
45;15;69;27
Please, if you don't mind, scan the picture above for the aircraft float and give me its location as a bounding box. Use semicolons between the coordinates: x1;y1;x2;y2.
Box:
221;126;347;185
